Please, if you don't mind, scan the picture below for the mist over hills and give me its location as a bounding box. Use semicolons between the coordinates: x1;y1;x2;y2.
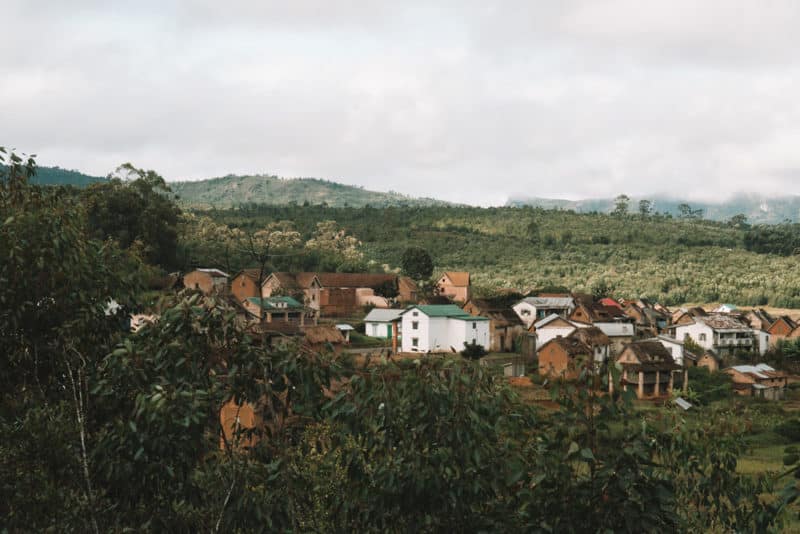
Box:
24;165;800;223
506;194;800;224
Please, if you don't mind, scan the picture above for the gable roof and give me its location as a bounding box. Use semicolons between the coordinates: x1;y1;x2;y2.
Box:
264;272;321;290
464;298;523;326
696;313;752;331
568;326;611;347
364;308;403;323
315;272;397;289
518;296;574;308
533;313;577;330
232;268;263;282
246;296;304;310
769;315;798;331
540;336;593;358
441;271;470;286
194;268;229;278
400;304;488;321
623;341;675;363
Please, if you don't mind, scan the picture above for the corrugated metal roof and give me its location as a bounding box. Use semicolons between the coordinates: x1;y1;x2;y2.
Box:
246;296;303;309
520;297;574;308
197;268;229;278
364;309;403;322
401;305;489;321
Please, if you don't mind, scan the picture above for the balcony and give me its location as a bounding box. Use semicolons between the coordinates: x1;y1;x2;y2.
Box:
715;337;753;347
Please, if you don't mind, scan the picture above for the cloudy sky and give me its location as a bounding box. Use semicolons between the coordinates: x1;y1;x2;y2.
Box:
4;1;800;205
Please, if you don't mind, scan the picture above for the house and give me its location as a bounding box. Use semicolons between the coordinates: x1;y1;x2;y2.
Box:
335;324;355;343
512;296;575;328
623;300;669;336
537;336;593;379
462;298;526;352
569;299;635;355
316;273;400;315
265;272;401;316
531;314;583;347
261;272;322;310
671;314;756;358
231;269;266;303
724;364;788;400
242;296;311;325
568;326;612;364
434;271;471;303
536;327;610;378
686;351;720;371
398;276;419;303
399;304;489;353
183;268;229;295
745;308;776;332
768;315;798;347
614;341;685;399
651;335;686;366
364;308;403;339
671;306;707;326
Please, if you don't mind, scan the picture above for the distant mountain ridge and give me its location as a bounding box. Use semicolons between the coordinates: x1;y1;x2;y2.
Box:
169;174;454;208
506;194;800;224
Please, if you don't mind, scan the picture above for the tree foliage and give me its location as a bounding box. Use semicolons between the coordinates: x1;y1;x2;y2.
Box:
401;246;434;280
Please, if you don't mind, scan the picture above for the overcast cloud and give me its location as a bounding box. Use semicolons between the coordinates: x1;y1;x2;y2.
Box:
3;1;800;205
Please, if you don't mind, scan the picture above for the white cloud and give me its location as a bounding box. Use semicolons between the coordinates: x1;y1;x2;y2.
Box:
3;0;800;205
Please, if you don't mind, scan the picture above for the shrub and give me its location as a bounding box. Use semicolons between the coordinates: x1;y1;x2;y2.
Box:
774;419;800;442
460;341;488;360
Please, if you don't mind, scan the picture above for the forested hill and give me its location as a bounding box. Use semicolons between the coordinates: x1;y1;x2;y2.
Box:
169;174;453;208
506;194;800;224
18;166;107;187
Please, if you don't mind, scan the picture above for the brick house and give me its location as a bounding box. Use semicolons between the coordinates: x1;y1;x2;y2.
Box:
183;268;229;295
434;271;471;303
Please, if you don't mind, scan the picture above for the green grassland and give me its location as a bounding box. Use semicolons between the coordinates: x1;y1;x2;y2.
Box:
204;204;800;307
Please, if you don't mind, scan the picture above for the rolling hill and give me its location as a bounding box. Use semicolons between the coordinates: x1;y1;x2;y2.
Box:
169;174;453;208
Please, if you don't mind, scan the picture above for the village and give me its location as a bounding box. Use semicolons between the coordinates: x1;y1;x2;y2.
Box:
133;267;794;406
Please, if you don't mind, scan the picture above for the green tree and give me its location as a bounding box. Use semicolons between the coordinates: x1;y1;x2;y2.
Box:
84;163;182;268
638;199;652;216
401;246;434;280
612;194;630;217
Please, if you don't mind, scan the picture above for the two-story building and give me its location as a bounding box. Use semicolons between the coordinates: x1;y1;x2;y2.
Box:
671;314;756;358
399;304;489;353
434;272;471;303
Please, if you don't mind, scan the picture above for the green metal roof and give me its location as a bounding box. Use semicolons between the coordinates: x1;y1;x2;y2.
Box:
401;304;489;321
246;296;303;310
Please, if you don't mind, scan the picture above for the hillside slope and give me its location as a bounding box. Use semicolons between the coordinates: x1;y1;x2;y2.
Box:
506;194;800;224
170;174;452;208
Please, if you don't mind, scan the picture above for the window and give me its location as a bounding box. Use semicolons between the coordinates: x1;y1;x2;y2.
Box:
472;322;477;329
412;321;419;330
412;311;418;317
699;333;706;342
412;338;419;347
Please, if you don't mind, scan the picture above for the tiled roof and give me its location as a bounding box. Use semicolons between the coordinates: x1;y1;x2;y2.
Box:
542;336;593;357
568;326;610;346
442;271;470;286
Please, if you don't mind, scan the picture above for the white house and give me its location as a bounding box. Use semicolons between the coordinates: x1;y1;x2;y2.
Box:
671;314;755;358
513;297;575;328
532;314;589;347
400;305;489;353
651;335;686;366
364;308;403;339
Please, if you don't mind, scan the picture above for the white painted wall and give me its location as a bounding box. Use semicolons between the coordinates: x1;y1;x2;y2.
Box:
401;311;489;353
656;337;684;365
513;301;538;328
673;323;714;351
536;326;577;347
